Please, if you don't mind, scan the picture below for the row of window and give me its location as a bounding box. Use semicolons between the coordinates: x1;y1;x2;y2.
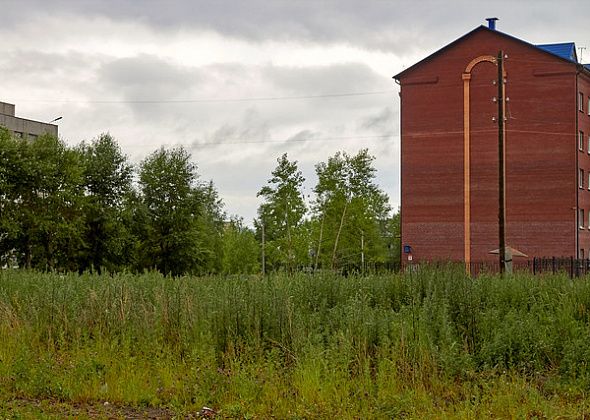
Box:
12;131;37;140
579;92;590;115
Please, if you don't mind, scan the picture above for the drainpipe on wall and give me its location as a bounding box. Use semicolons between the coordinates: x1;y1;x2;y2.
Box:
394;77;403;267
574;69;590;259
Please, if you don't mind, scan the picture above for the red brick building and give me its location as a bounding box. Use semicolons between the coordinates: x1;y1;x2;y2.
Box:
394;20;590;265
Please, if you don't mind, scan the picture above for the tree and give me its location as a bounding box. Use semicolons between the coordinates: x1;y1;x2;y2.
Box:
0;127;26;267
221;216;259;274
256;153;307;272
386;209;401;267
196;180;225;274
313;149;391;272
78;133;133;272
138;147;224;276
7;133;86;270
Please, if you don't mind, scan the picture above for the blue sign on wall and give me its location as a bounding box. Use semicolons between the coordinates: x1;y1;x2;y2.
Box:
403;245;412;254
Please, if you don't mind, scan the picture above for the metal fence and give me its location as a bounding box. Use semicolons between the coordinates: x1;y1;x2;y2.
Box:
451;257;590;278
307;258;590;277
529;257;590;277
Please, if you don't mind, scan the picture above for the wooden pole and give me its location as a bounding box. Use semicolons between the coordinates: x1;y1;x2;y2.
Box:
497;50;507;275
261;222;266;276
462;73;472;275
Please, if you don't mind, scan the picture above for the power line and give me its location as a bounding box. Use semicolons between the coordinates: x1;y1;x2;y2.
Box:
13;90;396;105
193;134;395;147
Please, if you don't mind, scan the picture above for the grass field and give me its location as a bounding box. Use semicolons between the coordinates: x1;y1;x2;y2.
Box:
1;267;590;418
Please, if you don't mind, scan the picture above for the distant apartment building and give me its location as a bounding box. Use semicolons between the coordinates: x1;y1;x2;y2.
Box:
0;101;58;139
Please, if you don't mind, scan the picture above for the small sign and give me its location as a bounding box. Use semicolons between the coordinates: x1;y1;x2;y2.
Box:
408;254;413;261
403;245;412;254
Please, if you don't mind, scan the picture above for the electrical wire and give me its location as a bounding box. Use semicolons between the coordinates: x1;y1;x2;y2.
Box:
193;134;396;147
12;90;396;105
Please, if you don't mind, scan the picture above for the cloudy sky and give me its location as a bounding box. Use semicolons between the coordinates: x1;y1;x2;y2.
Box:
1;0;589;223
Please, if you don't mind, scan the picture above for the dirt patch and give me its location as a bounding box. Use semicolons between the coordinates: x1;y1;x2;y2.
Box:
1;398;202;419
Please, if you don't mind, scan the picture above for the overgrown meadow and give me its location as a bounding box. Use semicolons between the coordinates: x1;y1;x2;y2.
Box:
1;267;590;418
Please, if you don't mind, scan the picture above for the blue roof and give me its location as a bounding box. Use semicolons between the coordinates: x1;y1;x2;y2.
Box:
535;43;578;62
585;64;590;71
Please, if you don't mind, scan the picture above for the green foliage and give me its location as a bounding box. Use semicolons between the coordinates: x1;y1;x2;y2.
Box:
0;127;24;266
138;147;224;275
1;124;397;277
385;210;401;265
138;147;202;276
1;132;86;270
196;180;225;274
256;153;307;272
0;132;229;275
1;269;590;417
78;133;134;272
313;149;391;271
221;216;259;274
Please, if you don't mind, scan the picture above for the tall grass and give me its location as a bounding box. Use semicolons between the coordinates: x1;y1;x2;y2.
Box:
0;266;589;417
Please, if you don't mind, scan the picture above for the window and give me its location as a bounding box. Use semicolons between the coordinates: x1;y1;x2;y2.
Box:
587;172;590;190
580;169;585;188
580;92;584;112
582;249;585;259
580;131;584;151
580;209;585;229
588;97;590;116
588;135;590;154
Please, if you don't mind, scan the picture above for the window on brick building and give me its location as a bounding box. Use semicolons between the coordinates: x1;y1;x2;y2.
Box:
582;249;585;259
588;135;590;154
580;209;585;229
580;92;584;112
580;131;584;151
580;169;585;188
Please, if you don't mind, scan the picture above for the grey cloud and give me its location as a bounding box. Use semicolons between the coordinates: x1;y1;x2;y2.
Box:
266;129;321;154
0;49;103;101
0;50;93;77
99;55;202;101
4;0;588;55
264;63;389;95
91;59;394;145
191;108;271;148
360;106;397;135
94;55;210;126
286;129;319;143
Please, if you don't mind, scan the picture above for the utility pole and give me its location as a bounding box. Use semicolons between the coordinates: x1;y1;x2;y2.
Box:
497;50;508;274
314;213;324;272
361;230;365;275
261;222;266;276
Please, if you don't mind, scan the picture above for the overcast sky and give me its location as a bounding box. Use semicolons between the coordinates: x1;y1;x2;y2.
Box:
1;0;589;223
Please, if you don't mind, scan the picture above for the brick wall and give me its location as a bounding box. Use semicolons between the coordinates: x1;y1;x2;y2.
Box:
398;28;577;262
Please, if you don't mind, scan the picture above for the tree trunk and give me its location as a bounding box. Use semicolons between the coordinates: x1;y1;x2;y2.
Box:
331;200;348;270
314;213;324;272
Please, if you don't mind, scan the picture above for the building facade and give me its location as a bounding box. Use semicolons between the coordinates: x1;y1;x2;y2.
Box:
0;101;58;139
394;21;590;264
